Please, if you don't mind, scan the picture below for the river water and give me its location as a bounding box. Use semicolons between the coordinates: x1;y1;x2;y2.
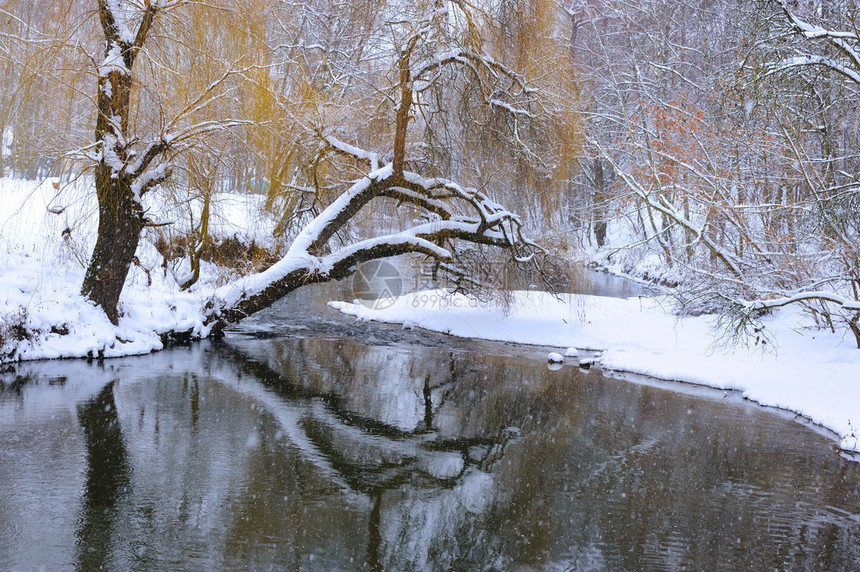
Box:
2;273;860;570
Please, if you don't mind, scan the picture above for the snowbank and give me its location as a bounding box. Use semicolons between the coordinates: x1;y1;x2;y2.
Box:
0;177;214;361
331;290;860;455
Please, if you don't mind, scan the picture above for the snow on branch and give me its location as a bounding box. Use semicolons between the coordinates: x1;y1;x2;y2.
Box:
725;289;860;349
773;0;860;85
322;232;454;271
290;163;394;256
411;48;532;94
207;135;538;328
323;134;383;171
489;99;535;118
313;134;533;251
742;291;860;313
379;186;453;218
397;172;536;259
768;55;860;85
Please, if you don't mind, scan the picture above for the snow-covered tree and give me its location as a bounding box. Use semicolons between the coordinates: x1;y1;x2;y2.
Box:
204;0;560;330
568;0;860;347
60;0;578;332
726;0;860;346
80;0;169;325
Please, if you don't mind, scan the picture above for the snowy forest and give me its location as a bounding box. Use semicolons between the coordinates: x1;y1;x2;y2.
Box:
0;0;857;346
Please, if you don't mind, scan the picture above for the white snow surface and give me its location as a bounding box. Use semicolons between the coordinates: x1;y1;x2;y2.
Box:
0;177;258;361
330;290;860;454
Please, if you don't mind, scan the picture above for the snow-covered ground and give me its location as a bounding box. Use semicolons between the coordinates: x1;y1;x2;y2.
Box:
331;290;860;455
0;177;272;361
2;175;859;457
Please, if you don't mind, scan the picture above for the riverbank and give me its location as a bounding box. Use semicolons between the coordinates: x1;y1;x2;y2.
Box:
331;290;860;456
0;176;276;361
0;178;207;361
2;176;859;458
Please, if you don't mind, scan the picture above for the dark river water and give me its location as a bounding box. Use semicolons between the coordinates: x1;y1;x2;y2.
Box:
1;273;860;570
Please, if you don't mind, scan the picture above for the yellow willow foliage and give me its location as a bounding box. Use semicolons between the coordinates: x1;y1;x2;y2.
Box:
460;8;484;56
0;0;95;176
138;0;297;194
487;0;583;223
157;0;270;122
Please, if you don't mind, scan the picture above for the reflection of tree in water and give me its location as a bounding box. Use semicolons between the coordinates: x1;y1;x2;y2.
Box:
4;338;860;569
225;339;524;570
75;380;131;572
226;336;860;570
302;403;519;571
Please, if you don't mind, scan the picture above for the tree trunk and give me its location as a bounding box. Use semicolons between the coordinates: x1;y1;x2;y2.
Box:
849;313;860;350
81;66;142;325
82;1;158;325
592;158;608;247
81;175;144;325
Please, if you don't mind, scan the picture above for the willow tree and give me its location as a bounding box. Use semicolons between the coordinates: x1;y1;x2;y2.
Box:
79;0;262;321
69;0;578;332
205;0;563;328
81;0;169;324
0;0;95;179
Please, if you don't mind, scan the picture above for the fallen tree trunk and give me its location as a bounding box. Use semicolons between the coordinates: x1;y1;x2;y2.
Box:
203;155;538;334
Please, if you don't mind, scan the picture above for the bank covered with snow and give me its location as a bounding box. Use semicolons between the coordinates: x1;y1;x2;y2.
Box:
2;176;860;458
331;290;860;455
0;177;262;361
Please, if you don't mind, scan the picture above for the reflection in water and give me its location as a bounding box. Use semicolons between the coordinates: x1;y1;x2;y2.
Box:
1;338;860;570
366;492;383;572
223;339;520;570
75;380;130;571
